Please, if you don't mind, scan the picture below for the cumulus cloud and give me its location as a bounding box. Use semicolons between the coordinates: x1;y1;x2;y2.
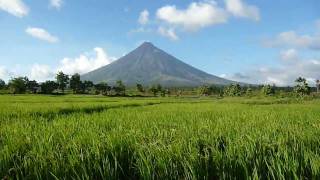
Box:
57;47;116;75
138;9;149;25
280;49;299;62
26;27;59;43
225;0;260;21
0;65;24;81
158;27;179;41
224;51;320;86
30;64;54;81
264;31;320;50
152;0;259;40
50;0;63;10
0;0;29;17
131;1;259;40
0;66;9;80
156;1;228;32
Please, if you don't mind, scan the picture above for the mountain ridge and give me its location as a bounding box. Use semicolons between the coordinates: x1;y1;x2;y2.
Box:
81;42;237;87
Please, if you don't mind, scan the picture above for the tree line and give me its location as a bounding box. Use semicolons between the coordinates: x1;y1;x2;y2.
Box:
0;72;171;97
0;74;319;97
0;72;125;96
198;77;319;97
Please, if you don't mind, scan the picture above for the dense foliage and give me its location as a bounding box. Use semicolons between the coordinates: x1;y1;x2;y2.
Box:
40;81;58;94
294;77;311;97
261;84;276;96
0;79;5;89
56;71;69;93
224;84;242;96
8;77;28;94
1;72;319;98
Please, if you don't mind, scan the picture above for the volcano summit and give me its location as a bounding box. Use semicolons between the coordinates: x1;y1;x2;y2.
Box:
82;42;235;86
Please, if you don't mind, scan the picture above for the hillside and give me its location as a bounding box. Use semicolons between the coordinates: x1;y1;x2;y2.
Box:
82;42;236;86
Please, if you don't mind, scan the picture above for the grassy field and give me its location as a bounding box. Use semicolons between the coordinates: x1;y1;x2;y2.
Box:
0;95;320;179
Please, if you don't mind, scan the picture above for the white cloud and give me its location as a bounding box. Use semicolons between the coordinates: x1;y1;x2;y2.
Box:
156;1;228;32
138;9;149;25
0;0;29;17
280;49;299;62
2;48;116;82
30;64;54;81
264;31;320;50
26;27;59;43
0;66;8;80
225;50;320;86
225;0;260;21
153;0;259;40
0;65;23;81
57;47;116;75
50;0;63;10
158;27;179;41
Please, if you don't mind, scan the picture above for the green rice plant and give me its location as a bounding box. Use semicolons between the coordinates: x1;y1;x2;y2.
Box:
0;95;319;179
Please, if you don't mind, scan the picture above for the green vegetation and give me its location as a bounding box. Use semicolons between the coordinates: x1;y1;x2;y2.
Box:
2;71;318;99
224;83;242;97
294;77;311;97
8;77;28;94
261;84;276;96
0;79;6;90
56;71;69;93
41;81;58;94
0;95;320;179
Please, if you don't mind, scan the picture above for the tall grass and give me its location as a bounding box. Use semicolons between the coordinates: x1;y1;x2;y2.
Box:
0;95;320;179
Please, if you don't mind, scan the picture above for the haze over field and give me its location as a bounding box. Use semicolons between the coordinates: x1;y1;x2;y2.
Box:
0;0;319;85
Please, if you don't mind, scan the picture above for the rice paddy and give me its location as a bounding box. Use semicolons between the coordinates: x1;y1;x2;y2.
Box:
0;95;320;179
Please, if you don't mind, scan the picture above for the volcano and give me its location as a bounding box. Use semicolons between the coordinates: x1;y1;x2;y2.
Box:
82;42;236;86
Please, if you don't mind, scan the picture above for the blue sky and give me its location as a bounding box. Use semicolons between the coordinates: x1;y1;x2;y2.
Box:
0;0;319;85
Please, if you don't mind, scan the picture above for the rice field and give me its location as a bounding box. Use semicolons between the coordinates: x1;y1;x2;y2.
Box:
0;95;320;179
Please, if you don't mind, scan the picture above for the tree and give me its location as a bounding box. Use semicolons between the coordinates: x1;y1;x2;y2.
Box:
8;77;28;94
165;89;171;97
224;84;242;97
77;81;94;94
199;85;211;96
246;87;253;97
26;80;39;94
261;84;275;96
70;73;82;94
41;81;58;94
113;80;126;96
156;84;162;93
83;81;94;91
160;89;166;97
0;79;5;89
56;71;69;93
149;85;158;96
209;85;223;95
136;84;145;95
316;80;320;93
94;82;111;95
294;77;310;96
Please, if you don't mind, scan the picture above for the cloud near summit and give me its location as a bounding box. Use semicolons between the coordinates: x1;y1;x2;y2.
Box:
137;0;260;40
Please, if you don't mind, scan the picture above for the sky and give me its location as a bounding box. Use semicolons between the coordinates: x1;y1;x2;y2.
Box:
0;0;319;86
